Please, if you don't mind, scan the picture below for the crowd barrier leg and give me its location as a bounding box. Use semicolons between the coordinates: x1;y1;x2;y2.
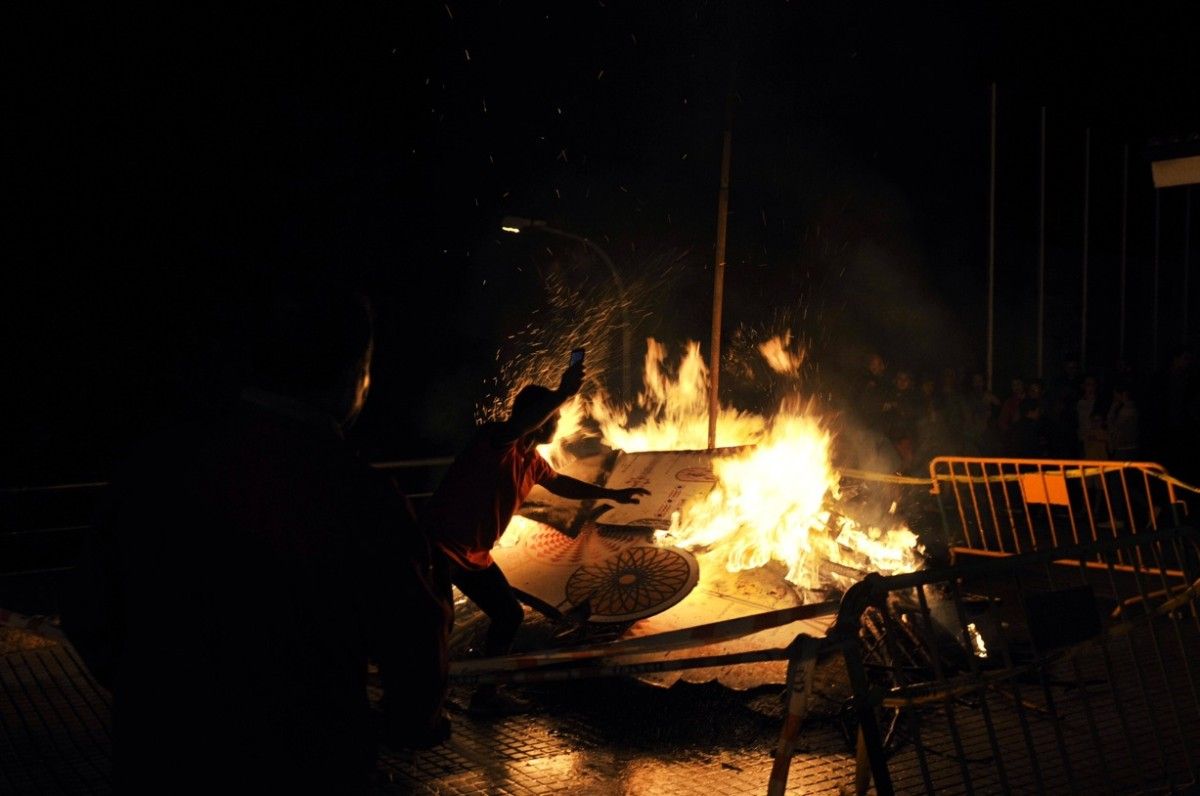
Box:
767;636;818;796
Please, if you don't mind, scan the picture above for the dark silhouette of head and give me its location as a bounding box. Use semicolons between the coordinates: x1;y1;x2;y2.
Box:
246;282;374;427
510;384;560;445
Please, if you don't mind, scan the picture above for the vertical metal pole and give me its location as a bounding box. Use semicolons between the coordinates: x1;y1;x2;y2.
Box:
1037;107;1046;378
1185;187;1192;338
987;83;997;393
1119;144;1129;361
708;73;735;450
1154;190;1161;369
1081;127;1091;370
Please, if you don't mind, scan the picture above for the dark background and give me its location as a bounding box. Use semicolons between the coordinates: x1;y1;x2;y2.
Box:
7;1;1198;486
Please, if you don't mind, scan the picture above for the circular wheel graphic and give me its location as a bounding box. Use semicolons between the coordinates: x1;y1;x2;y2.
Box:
565;546;699;623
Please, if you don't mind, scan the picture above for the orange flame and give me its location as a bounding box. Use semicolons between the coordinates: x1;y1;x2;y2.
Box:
589;337;920;587
591;339;766;452
757;330;805;375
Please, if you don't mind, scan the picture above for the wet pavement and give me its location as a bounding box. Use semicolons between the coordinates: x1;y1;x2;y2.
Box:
378;678;858;795
6;596;1200;795
1;627;862;795
10;541;1199;794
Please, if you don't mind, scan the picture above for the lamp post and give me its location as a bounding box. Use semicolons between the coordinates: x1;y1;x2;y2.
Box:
500;216;632;401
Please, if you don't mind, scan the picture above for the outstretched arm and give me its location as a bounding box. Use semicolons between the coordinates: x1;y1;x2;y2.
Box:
544;474;650;504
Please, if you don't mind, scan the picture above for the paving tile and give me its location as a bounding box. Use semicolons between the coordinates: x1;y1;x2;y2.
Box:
5;607;1200;796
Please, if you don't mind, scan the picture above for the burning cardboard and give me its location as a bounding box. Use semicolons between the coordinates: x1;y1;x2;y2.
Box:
492;520;699;624
499;447;734;625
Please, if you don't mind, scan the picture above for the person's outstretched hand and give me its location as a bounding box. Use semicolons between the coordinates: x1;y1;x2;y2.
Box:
558;360;585;397
607;487;650;504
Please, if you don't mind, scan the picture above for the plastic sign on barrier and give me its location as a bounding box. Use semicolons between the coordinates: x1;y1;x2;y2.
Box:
1018;471;1070;506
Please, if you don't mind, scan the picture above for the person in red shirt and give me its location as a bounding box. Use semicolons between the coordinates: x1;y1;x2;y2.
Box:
425;357;649;714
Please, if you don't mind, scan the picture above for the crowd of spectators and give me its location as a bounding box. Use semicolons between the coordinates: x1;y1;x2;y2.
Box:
838;348;1200;483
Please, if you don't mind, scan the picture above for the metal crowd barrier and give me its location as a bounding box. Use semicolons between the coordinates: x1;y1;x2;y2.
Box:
832;525;1200;795
930;456;1191;578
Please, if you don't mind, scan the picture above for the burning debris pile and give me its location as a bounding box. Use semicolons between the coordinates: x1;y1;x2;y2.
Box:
508;336;922;597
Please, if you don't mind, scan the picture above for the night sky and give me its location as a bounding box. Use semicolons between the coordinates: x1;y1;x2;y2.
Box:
8;1;1198;486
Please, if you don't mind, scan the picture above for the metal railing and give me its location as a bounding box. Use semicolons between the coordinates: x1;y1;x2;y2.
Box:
832;525;1200;795
931;456;1191;578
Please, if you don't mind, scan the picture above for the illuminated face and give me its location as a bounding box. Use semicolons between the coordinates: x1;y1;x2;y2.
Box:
354;369;371;414
342;351;372;430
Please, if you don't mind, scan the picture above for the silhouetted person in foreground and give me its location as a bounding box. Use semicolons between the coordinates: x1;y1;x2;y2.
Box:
63;284;450;793
424;357;649;715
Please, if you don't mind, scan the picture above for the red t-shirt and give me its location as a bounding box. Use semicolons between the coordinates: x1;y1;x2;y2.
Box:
426;424;555;570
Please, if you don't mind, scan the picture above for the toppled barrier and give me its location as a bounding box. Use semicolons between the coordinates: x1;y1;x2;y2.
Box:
832;525;1200;795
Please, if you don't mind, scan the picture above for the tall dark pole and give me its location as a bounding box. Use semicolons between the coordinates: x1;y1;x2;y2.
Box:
1037;107;1046;378
708;62;736;450
986;83;997;393
1081;127;1091;369
1185;187;1193;339
1119;145;1129;361
1153;190;1161;369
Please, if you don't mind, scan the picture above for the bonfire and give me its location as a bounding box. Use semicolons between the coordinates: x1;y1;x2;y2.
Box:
503;336;922;594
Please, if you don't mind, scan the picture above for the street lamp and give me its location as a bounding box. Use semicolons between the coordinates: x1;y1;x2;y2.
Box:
500;216;633;401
